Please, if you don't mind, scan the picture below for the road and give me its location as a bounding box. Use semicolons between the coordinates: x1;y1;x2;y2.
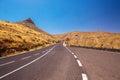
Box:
69;46;120;80
0;43;120;80
0;44;85;80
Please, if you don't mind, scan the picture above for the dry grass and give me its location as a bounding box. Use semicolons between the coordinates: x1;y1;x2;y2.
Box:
54;31;120;50
0;21;56;57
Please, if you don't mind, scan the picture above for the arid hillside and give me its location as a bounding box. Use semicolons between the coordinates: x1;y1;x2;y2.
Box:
54;31;120;50
0;19;56;57
16;18;51;36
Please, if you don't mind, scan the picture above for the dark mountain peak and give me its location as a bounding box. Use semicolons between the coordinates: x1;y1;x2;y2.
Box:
23;18;34;24
16;18;51;36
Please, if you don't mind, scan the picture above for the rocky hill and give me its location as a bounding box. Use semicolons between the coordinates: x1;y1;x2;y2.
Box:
16;18;52;36
54;31;120;50
0;19;56;57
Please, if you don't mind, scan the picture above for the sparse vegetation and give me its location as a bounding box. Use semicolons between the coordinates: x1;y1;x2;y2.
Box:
54;31;120;51
0;20;56;57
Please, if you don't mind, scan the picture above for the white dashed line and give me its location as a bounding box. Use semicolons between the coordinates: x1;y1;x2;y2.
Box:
21;56;31;60
0;46;56;79
76;59;83;67
65;47;72;53
71;52;74;55
42;51;46;53
0;61;15;67
64;45;89;80
34;53;41;56
82;73;88;80
74;55;77;59
64;46;83;67
45;50;49;52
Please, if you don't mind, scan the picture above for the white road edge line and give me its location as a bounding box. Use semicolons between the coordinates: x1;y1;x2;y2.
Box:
76;59;83;67
0;46;56;79
0;61;15;67
82;73;88;80
21;56;31;60
74;55;77;59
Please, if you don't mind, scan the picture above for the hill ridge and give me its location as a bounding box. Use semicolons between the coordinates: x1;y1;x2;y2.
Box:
54;31;120;50
16;18;51;36
0;19;56;57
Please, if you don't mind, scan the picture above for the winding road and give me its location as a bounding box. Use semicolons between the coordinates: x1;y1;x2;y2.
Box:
0;43;120;80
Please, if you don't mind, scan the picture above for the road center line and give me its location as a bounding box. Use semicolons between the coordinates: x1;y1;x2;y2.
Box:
21;56;31;60
0;61;15;67
76;59;83;67
42;51;46;53
74;55;77;59
64;44;88;80
64;46;83;67
45;50;49;52
34;53;41;56
0;46;56;79
82;73;88;80
71;52;74;55
65;47;72;53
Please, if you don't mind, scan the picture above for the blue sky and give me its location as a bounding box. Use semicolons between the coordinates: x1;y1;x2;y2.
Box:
0;0;120;34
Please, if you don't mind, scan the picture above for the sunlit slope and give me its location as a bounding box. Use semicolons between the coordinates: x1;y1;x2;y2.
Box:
0;20;56;56
16;18;51;36
54;31;120;49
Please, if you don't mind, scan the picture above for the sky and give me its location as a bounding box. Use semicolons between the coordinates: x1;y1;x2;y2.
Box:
0;0;120;34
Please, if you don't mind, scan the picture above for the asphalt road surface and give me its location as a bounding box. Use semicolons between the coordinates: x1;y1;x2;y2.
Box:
0;44;85;80
69;47;120;80
0;43;120;80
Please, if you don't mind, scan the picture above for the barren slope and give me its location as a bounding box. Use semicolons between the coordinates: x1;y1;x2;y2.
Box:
0;20;56;57
54;31;120;50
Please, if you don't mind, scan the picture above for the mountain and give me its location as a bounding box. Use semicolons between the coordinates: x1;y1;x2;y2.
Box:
16;18;51;36
54;31;120;50
0;19;56;57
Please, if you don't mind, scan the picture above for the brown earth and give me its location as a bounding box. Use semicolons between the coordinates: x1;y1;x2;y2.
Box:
0;19;56;57
54;31;120;50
